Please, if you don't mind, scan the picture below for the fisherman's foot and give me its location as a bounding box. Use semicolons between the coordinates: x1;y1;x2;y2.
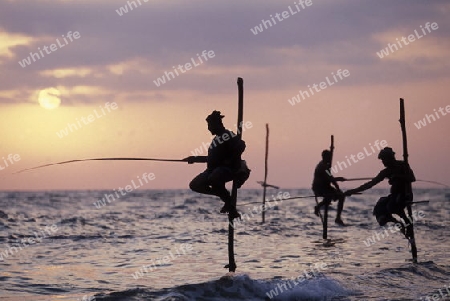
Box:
228;208;241;220
394;222;409;239
335;218;345;226
220;203;231;214
405;225;414;240
314;205;320;217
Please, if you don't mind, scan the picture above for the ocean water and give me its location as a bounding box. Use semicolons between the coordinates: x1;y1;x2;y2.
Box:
0;189;449;301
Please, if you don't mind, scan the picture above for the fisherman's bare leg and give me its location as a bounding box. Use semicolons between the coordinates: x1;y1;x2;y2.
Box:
397;210;413;239
207;167;233;202
388;195;412;239
206;167;240;219
315;196;331;217
189;171;215;195
335;195;346;226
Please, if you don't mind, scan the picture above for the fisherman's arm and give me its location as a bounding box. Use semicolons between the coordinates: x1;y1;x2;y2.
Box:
326;171;345;191
344;171;386;196
330;177;341;191
183;156;208;164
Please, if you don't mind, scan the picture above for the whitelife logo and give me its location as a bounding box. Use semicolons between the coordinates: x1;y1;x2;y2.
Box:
362;210;425;247
115;0;149;16
93;172;156;209
413;105;450;129
250;0;313;35
376;22;439;59
18;31;81;68
0;154;21;171
131;243;193;279
190;121;253;156
153;50;215;87
287;69;350;106
265;262;328;299
0;224;58;261
56;102;118;138
328;140;388;175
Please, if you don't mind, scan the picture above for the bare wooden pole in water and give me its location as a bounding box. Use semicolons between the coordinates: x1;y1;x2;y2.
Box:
262;124;269;224
227;77;244;272
399;98;418;263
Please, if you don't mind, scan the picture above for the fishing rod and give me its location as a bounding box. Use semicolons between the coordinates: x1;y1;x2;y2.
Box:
416;179;450;188
341;177;372;181
240;198;434;207
239;193;362;206
411;199;450;204
256;181;280;189
238;195;316;206
285;192;363;201
14;157;192;174
408;200;430;205
341;177;449;187
284;195;326;201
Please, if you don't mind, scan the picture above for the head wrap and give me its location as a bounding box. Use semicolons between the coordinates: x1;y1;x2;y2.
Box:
378;147;396;159
206;110;224;123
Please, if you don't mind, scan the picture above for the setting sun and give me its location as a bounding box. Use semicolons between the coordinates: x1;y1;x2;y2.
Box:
38;87;61;109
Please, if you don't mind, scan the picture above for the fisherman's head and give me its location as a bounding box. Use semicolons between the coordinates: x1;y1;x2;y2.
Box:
378;147;396;167
206;110;225;135
321;150;332;164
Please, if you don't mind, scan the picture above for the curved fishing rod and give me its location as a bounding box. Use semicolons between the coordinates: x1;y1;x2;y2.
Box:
256;181;280;189
341;177;449;188
14;157;190;174
240;196;431;207
240;193;357;206
416;179;450;188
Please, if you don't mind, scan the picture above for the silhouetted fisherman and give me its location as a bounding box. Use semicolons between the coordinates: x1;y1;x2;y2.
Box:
185;111;247;220
344;147;416;237
312;150;346;226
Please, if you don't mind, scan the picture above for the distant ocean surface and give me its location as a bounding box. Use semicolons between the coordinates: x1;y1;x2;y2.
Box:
0;189;449;301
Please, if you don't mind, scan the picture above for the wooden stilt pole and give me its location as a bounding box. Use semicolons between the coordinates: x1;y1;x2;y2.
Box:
314;135;334;240
322;135;334;240
323;202;329;239
262;124;269;224
227;77;244;272
399;98;418;263
314;196;324;225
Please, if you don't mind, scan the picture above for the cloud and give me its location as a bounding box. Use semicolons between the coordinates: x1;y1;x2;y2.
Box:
0;0;449;104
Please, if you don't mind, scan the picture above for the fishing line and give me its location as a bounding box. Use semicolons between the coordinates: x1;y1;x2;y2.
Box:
14;157;189;174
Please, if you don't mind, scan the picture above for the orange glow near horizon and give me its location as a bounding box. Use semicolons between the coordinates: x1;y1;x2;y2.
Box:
1;1;449;190
1;77;450;191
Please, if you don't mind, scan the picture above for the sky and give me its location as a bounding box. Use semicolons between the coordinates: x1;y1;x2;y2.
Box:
0;0;449;191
